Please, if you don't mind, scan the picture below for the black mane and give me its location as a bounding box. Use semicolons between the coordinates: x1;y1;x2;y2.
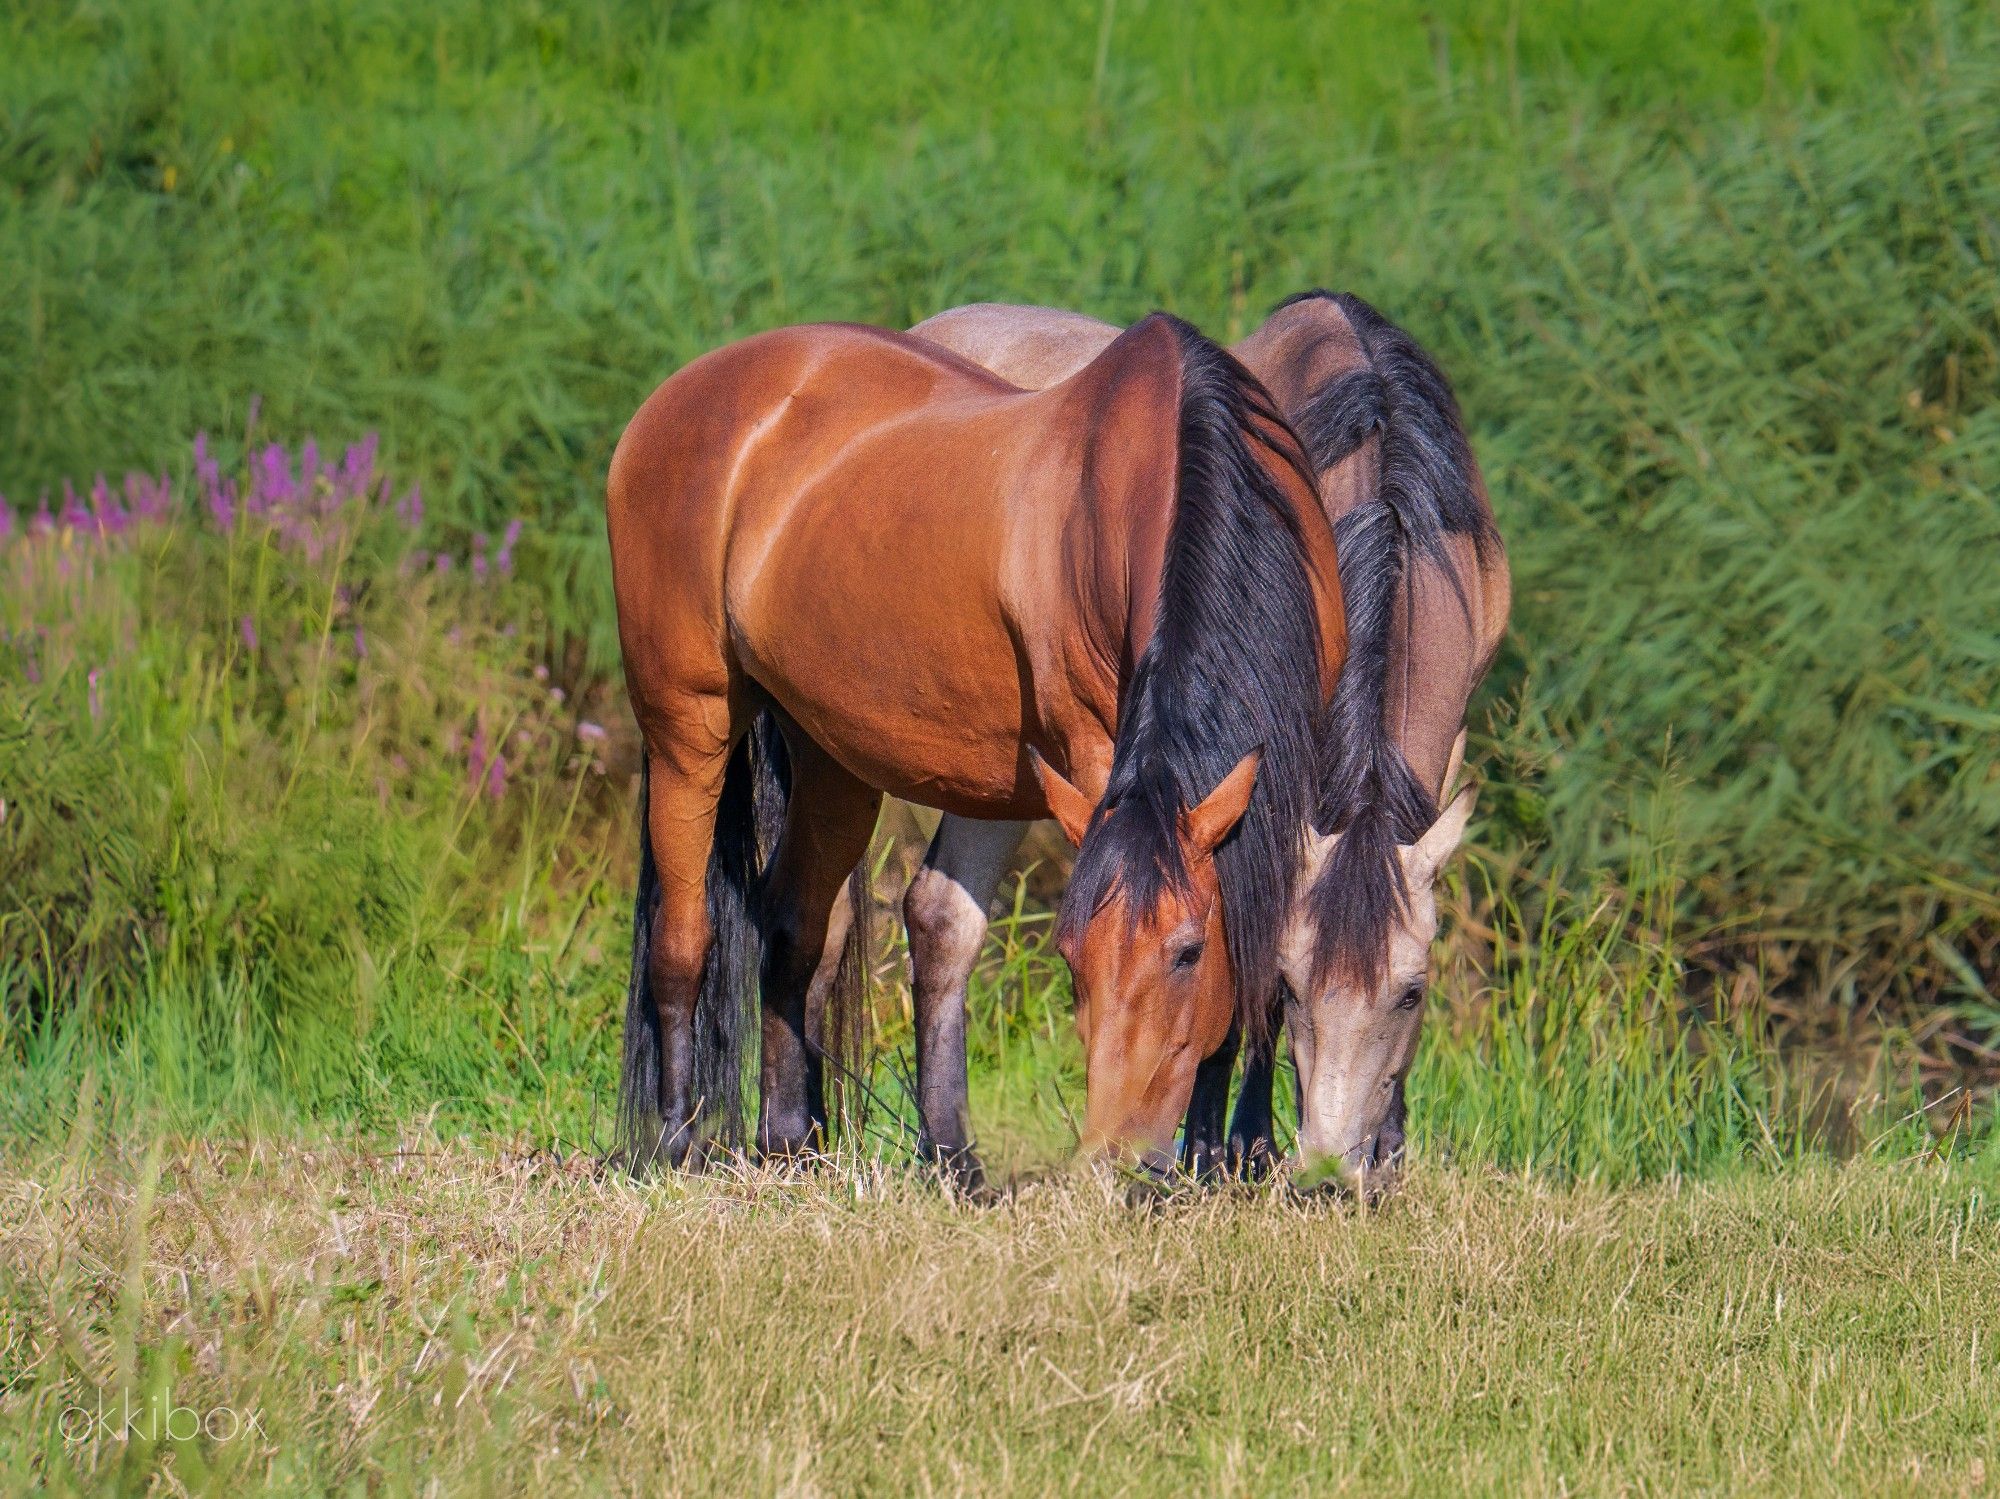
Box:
1056;315;1328;1043
1280;290;1498;989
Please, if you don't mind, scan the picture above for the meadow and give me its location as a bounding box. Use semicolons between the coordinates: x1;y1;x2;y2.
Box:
2;0;1998;1492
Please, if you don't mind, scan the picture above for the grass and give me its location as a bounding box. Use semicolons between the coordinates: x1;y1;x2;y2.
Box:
3;0;1997;1009
2;1131;1996;1495
2;5;1999;1488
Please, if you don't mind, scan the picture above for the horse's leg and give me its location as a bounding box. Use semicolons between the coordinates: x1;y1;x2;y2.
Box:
1179;1025;1241;1178
1225;992;1288;1177
757;735;883;1159
638;729;734;1169
902;816;1029;1190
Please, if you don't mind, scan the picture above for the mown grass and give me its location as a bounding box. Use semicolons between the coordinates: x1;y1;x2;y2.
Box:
2;1130;1996;1496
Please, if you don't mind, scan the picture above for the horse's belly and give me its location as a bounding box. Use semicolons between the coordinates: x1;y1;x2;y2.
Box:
731;526;1040;816
747;630;1036;814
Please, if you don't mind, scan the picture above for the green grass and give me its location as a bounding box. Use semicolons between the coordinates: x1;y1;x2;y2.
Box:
8;449;1986;1180
4;0;1995;1012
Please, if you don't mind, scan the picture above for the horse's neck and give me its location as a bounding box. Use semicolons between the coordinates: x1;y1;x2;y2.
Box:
1385;536;1511;800
1240;302;1511;805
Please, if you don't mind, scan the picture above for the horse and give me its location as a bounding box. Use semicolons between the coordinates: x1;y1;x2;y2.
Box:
606;313;1345;1175
862;291;1508;1186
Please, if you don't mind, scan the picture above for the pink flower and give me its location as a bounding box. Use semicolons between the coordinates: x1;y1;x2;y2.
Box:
467;725;489;792
338;432;378;502
352;626;367;659
576;721;608;745
240;616;259;651
60;480;90;532
195;432;235;530
87;668;103;720
91;473;128;535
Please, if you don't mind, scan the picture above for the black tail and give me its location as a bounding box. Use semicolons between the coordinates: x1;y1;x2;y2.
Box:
617;716;789;1169
1284;291;1496;989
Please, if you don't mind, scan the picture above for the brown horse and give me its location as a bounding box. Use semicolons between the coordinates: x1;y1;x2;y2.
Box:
876;292;1509;1186
607;314;1344;1172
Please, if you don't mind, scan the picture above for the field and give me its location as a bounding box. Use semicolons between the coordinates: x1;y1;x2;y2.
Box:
3;0;1999;1492
6;1137;1998;1495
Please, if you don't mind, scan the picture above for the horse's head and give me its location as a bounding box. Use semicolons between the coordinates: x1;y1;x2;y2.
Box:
1279;770;1475;1193
1034;750;1260;1172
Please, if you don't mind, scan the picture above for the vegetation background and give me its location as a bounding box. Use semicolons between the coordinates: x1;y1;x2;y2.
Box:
1;0;1997;1491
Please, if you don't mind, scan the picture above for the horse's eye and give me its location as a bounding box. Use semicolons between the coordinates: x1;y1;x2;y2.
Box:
1395;982;1426;1011
1172;940;1205;972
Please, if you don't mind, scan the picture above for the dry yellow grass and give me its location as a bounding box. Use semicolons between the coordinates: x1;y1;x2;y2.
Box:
2;1129;1995;1496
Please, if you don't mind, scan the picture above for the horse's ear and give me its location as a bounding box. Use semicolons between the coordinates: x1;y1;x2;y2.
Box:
1405;784;1476;886
1186;751;1261;857
1441;729;1469;801
1031;750;1096;847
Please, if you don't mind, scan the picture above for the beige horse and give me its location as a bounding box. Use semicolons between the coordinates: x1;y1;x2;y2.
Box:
821;294;1509;1188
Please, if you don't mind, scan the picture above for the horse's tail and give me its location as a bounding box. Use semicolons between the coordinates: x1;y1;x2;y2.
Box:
818;864;876;1148
617;716;788;1168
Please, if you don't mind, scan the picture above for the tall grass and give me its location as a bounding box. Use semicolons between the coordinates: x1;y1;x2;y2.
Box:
4;0;1994;1015
2;1;1996;1168
0;433;627;1142
0;416;1993;1191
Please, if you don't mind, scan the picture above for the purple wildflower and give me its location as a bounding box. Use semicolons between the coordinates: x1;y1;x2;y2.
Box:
252;442;293;514
576;721;608;745
495;517;523;576
396;483;423;531
0;496;11;546
195;432;234;529
87;668;103;720
31;493;54;536
125;472;169;523
352;626;368;659
240;616;259;652
471;532;489;582
91;474;129;536
467;725;490;793
60;480;90;532
433;553;452;576
485;754;508;801
338;433;378;503
300;438;321;503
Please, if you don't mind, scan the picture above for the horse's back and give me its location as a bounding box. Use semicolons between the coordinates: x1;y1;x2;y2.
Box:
911;304;1122;390
607;319;1180;812
608;327;1005;631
